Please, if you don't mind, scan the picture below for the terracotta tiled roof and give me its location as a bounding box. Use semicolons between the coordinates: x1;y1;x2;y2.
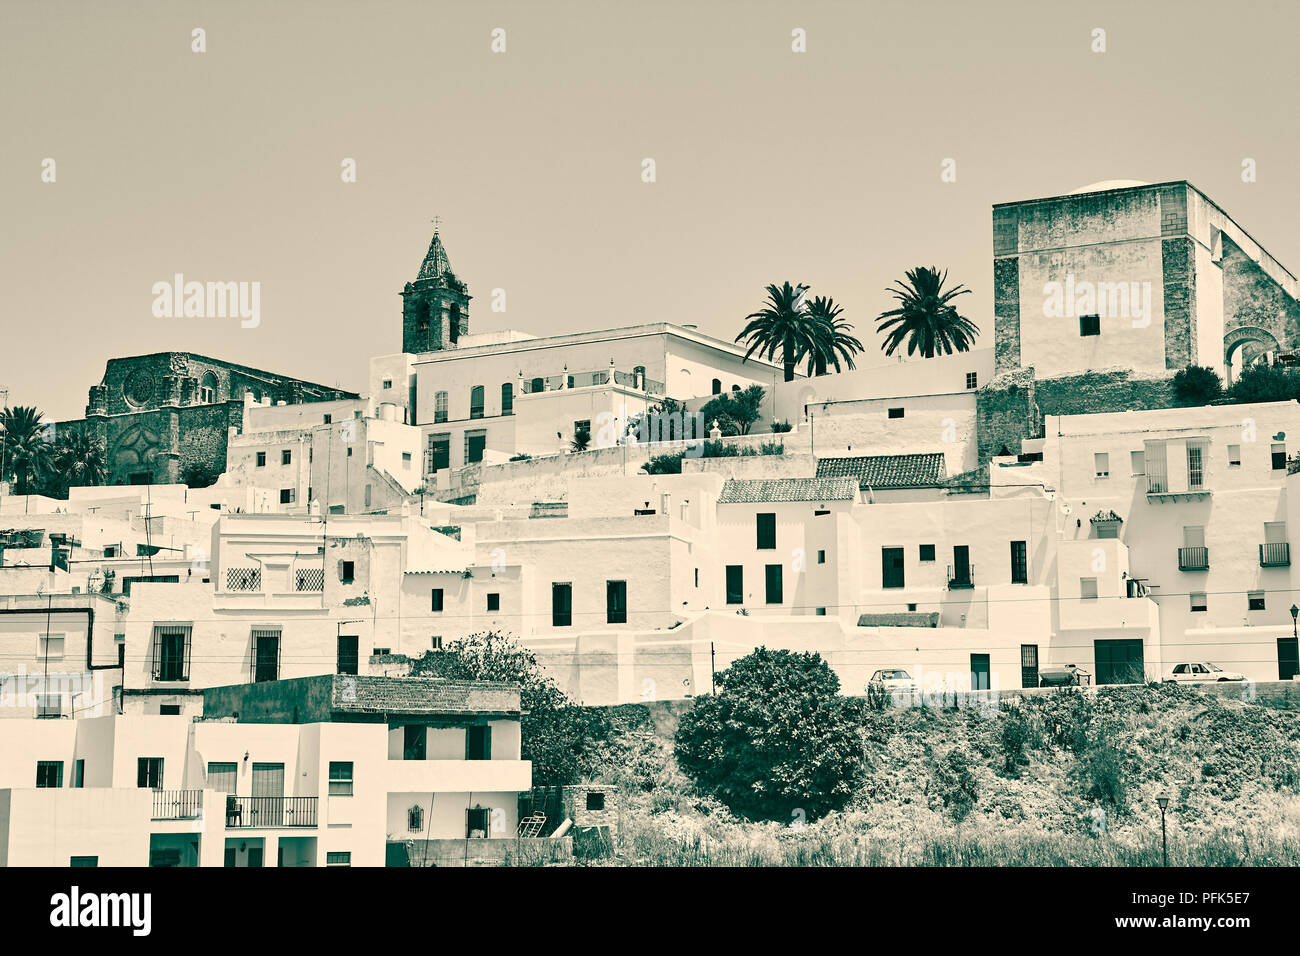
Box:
717;477;858;504
816;453;947;489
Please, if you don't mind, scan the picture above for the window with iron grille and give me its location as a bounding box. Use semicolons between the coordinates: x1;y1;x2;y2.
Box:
296;567;324;591
1010;541;1028;584
328;761;353;796
408;805;424;831
326;852;351;867
251;629;281;683
227;567;261;591
151;625;192;681
1020;645;1039;689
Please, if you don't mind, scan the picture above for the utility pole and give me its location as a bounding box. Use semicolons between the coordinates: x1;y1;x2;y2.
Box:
710;641;716;694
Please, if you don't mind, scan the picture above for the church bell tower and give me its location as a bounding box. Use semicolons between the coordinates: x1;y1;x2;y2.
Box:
401;228;471;354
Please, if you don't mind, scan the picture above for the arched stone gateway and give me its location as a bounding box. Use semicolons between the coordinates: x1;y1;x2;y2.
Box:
1224;325;1283;383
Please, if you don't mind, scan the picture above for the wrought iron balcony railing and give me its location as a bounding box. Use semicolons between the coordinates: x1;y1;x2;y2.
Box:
1178;546;1209;571
224;796;318;828
1260;542;1291;567
152;789;204;820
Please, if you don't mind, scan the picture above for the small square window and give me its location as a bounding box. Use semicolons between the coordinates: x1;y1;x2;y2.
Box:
907;603;918;612
282;449;292;465
965;372;978;390
1080;578;1098;600
585;791;605;811
323;413;332;424
815;607;827;616
340;560;355;584
1248;591;1266;611
383;379;393;389
256;452;266;467
1094;453;1109;478
1080;314;1101;336
1190;592;1208;612
487;593;500;612
1228;444;1241;467
817;550;826;564
919;544;936;562
887;407;904;419
280;488;295;504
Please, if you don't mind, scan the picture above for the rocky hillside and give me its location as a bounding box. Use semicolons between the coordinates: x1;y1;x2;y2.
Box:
583;683;1300;866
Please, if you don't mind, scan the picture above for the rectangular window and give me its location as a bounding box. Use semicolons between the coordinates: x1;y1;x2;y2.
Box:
431;588;444;612
756;513;777;550
282;449;292;465
256;452;266;467
207;762;237;794
725;565;743;604
466;725;492;761
151;624;191;681
487;592;500;612
887;407;904;419
36;761;62;788
817;549;826;564
1080;578;1098;600
1130;449;1145;475
1080;313;1100;336
252;629;280;683
328;761;354;796
1010;540;1028;584
323;414;332;424
965;372;978;389
574;419;591;437
137;757;164;790
552;583;572;627
882;547;905;589
470;386;485;420
37;694;62;718
37;633;65;660
764;564;783;604
70;856;98;867
1228;444;1241;466
427;434;450;472
919;544;935;562
466;431;486;464
337;634;358;675
434;392;448;424
73;759;85;788
606;580;627;624
280;488;295;504
402;452;412;465
1187;440;1206;490
1094;452;1109;478
1190;592;1208;612
326;852;351;867
1248;591;1266;611
382;379;393;389
1272;443;1287;470
430;636;442;650
404;724;427;760
340;560;355;583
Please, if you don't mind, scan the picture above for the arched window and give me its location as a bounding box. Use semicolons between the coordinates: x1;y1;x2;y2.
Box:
711;379;722;395
731;384;741;393
200;372;219;404
634;366;646;389
501;382;513;416
408;805;424;832
469;385;484;419
449;304;460;345
434;391;448;423
530;377;544;394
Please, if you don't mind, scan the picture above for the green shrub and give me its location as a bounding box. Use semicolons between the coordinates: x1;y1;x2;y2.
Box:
771;419;793;433
1172;365;1223;406
999;712;1031;776
933;749;979;821
642;453;683;474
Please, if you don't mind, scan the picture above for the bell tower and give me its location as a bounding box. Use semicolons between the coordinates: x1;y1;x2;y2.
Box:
401;227;471;354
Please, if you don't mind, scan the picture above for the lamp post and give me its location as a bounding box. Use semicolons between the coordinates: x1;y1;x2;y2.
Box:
1156;794;1170;866
1291;604;1298;641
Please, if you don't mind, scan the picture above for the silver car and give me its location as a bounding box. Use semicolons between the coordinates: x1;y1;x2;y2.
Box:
1165;662;1246;684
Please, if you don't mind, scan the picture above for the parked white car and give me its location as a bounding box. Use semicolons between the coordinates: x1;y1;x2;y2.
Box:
1165;662;1246;684
868;668;917;693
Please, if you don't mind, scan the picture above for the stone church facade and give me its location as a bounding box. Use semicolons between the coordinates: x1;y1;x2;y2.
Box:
58;353;357;486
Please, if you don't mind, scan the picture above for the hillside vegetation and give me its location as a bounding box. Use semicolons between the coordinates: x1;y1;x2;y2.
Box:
580;684;1300;866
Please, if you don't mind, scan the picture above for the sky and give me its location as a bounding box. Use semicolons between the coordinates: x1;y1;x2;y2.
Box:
3;0;1299;420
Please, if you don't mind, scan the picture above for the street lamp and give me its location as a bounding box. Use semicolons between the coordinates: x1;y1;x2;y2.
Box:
1290;604;1298;641
1156;793;1170;866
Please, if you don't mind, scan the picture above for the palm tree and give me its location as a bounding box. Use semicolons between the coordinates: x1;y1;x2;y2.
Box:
876;267;980;358
736;282;824;382
53;430;108;489
0;406;53;495
804;296;864;375
570;428;592;453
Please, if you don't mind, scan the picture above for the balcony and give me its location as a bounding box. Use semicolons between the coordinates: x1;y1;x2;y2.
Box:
1178;546;1209;571
947;565;975;590
225;796;318;828
152;789;204;820
1260;542;1291;567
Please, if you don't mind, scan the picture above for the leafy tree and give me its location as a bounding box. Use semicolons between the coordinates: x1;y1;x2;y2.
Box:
52;430;107;491
641;452;683;474
181;462;219;489
1225;362;1299;405
804;295;863;375
408;631;610;788
673;647;864;822
1172;365;1223;406
736;282;825;382
876;266;980;358
699;384;765;436
0;405;53;495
